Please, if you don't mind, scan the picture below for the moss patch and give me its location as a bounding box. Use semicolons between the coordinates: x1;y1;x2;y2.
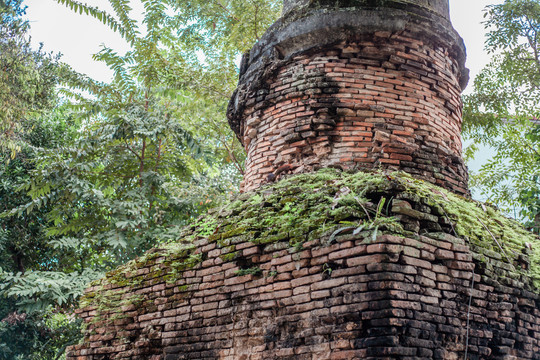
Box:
80;169;540;326
395;173;540;287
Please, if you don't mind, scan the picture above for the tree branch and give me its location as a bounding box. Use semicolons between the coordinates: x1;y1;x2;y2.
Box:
215;0;240;22
123;140;142;162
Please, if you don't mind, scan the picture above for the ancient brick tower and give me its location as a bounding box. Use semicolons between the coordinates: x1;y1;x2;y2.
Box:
228;0;469;195
67;2;540;360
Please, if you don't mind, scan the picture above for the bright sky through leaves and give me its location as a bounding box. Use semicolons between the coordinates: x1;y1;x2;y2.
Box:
24;0;504;89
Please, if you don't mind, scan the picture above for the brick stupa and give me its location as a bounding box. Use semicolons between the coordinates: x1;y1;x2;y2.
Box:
67;2;540;359
228;0;469;195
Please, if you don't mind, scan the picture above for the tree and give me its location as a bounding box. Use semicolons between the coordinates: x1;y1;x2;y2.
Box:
167;0;282;174
0;2;85;358
3;0;214;311
0;0;60;158
0;112;84;360
463;0;540;230
14;0;282;272
0;1;282;358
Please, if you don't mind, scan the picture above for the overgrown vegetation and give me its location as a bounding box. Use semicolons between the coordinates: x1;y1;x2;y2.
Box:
0;1;84;358
0;0;281;358
463;0;540;230
80;169;540;332
0;0;61;158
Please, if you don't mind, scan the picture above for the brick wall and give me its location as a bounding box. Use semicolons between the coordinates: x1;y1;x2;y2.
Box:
236;34;468;195
67;172;540;360
67;233;540;360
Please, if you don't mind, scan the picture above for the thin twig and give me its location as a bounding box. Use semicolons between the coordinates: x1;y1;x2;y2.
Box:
440;206;458;237
476;215;515;268
207;116;245;175
215;0;240;22
223;139;245;175
354;197;372;222
123;140;142;161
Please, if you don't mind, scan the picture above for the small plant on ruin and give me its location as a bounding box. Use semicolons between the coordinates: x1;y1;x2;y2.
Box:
327;196;398;244
234;267;262;277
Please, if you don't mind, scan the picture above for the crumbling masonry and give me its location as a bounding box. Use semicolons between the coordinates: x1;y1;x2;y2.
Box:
228;0;469;195
67;1;540;359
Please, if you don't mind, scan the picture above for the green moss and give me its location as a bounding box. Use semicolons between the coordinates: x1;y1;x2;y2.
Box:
80;168;540;330
219;226;247;240
220;250;240;262
177;284;190;292
78;242;200;326
390;173;540;287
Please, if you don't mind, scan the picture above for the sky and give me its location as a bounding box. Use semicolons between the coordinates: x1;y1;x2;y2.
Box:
24;0;144;83
23;0;504;87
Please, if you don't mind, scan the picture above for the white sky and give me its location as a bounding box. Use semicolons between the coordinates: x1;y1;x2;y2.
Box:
25;0;145;83
24;0;504;87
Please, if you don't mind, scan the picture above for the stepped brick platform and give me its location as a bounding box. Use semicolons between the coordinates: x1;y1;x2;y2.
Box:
67;171;540;359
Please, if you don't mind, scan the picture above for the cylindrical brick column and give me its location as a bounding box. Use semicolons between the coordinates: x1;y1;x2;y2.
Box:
228;0;470;195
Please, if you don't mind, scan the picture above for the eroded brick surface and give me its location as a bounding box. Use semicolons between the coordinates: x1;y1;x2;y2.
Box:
238;36;468;195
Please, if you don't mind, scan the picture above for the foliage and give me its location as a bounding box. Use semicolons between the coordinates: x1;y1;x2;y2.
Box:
10;0;282;280
0;304;82;360
1;1;196;319
0;0;61;158
0;2;84;357
0;109;87;358
0;1;282;358
463;0;540;228
463;0;540;122
168;0;282;171
171;0;281;54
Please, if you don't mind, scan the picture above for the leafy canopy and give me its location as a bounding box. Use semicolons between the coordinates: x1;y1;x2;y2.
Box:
0;0;61;158
0;2;86;358
2;0;282;313
463;0;540;228
0;1;282;358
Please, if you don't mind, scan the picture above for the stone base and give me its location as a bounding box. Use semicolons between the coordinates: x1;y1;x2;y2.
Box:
70;231;540;359
67;171;540;360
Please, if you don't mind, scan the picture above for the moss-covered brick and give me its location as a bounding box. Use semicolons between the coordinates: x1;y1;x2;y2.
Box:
79;170;540;313
69;169;540;360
